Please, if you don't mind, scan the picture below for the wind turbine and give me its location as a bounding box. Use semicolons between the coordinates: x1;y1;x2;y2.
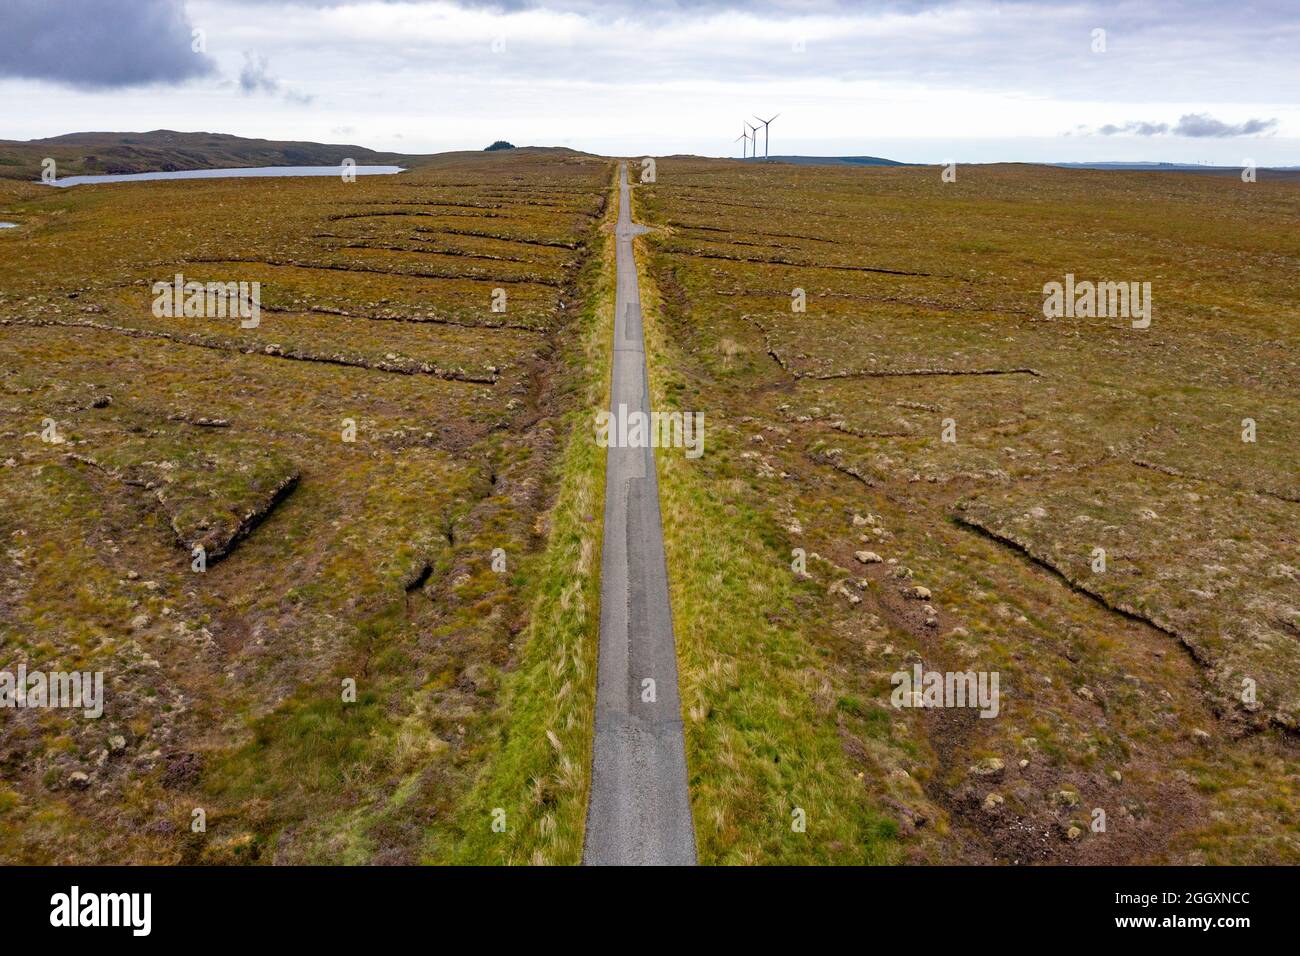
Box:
753;113;779;162
736;122;755;159
745;122;760;161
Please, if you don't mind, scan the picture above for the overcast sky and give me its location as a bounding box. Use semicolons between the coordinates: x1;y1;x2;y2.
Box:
2;0;1297;163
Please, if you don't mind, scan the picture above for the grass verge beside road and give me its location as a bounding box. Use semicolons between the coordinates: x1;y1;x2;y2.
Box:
436;166;617;865
630;184;902;865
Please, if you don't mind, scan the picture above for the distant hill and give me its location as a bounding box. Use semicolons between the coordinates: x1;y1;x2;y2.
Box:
0;130;420;181
743;155;910;167
1054;161;1300;173
742;157;1299;174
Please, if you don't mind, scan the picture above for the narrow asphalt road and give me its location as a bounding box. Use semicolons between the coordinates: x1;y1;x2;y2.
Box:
582;163;697;866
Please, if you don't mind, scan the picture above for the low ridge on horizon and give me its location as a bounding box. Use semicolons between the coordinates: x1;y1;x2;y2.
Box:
5;130;1296;183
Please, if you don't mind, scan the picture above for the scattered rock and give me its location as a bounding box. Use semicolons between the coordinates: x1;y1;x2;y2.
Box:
970;757;1005;779
68;772;91;790
906;585;932;601
982;792;1004;812
854;550;883;564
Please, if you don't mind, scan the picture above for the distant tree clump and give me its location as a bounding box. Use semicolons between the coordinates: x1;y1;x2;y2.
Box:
484;141;516;151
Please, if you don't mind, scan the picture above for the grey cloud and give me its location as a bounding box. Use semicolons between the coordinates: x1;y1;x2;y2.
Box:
1098;121;1170;136
256;0;1297;103
1172;113;1278;137
0;0;216;88
264;0;1299;16
1096;114;1277;137
222;0;894;9
6;0;1297;107
238;53;278;94
238;52;313;104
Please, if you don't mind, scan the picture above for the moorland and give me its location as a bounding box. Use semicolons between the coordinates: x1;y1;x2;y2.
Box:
1;146;1296;865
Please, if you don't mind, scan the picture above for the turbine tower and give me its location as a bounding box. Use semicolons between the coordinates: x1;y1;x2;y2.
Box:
740;122;750;158
746;122;760;161
734;131;748;159
753;113;779;162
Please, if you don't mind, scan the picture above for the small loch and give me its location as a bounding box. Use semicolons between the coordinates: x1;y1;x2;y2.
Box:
42;165;405;187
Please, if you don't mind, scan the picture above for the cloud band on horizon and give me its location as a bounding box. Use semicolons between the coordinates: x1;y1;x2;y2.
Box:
1095;113;1279;138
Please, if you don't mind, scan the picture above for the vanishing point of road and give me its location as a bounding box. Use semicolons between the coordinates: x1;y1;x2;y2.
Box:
582;164;697;866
